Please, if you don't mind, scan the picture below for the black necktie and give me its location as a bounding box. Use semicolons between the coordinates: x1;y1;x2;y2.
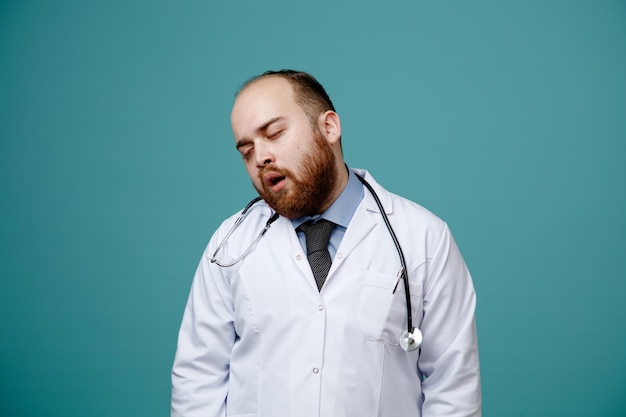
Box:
298;219;335;291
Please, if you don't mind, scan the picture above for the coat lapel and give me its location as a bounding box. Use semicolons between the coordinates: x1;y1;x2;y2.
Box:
329;170;395;274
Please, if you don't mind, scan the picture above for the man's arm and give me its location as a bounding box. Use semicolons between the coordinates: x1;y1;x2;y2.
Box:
418;224;481;416
171;255;235;417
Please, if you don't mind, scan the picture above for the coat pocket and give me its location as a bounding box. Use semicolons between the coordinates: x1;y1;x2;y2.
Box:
357;270;422;345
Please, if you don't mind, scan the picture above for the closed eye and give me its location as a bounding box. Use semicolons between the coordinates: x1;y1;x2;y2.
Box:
237;143;253;160
266;129;283;140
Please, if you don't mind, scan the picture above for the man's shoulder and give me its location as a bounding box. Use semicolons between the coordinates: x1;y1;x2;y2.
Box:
387;190;447;230
352;168;446;229
215;199;274;237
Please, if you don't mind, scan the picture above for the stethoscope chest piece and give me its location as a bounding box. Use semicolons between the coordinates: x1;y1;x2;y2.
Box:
400;328;422;352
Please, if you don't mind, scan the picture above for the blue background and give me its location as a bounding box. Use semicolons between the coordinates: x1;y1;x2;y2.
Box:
1;1;625;416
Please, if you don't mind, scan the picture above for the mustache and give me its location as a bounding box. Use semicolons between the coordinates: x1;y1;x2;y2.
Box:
258;164;293;179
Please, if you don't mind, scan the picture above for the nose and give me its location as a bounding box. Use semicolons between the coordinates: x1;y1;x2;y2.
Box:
254;140;274;167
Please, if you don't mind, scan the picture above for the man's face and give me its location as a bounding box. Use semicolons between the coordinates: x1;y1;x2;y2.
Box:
230;77;338;219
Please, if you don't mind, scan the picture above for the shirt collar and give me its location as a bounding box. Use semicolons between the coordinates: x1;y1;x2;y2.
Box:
292;167;364;229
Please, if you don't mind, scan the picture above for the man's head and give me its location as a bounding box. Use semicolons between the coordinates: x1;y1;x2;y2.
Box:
240;70;337;129
231;70;348;219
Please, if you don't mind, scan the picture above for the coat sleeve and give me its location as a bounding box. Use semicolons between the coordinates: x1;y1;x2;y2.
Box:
418;223;482;416
171;247;235;417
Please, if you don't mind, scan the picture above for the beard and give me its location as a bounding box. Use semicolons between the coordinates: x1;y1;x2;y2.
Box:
254;131;338;219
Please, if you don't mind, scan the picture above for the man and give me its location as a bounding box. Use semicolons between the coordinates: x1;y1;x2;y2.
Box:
171;70;481;416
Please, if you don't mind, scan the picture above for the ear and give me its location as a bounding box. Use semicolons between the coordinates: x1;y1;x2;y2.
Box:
317;110;341;145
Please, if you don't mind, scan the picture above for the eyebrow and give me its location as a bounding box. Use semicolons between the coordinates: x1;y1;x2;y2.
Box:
235;116;285;150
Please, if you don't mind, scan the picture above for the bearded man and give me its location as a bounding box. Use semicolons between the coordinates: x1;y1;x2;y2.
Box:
171;70;482;417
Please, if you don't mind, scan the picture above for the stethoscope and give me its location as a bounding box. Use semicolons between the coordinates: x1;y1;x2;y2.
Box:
209;174;422;352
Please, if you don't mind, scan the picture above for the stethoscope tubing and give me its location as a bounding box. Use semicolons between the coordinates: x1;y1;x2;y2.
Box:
210;197;279;267
355;174;414;337
209;173;417;350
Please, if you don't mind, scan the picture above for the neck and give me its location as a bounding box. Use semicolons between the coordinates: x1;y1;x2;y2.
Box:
316;163;349;214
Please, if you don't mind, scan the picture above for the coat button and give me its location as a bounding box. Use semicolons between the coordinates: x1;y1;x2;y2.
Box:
312;368;319;374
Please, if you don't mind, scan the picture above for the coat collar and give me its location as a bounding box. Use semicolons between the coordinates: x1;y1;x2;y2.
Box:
351;168;394;216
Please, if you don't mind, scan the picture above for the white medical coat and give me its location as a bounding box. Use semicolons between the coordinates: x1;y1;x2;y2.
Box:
171;169;481;417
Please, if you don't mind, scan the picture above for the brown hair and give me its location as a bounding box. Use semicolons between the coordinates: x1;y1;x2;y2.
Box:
238;70;336;125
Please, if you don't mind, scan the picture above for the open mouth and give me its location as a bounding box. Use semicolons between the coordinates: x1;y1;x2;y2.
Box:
263;172;286;192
